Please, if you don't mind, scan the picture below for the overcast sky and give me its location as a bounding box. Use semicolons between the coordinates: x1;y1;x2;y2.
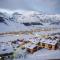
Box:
0;0;60;14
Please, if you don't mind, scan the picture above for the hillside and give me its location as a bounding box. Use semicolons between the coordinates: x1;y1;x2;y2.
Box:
0;10;60;32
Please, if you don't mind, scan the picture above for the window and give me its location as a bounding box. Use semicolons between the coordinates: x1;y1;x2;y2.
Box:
42;43;45;47
48;44;52;49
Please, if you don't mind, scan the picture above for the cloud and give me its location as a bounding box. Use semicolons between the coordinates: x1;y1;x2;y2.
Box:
0;0;60;14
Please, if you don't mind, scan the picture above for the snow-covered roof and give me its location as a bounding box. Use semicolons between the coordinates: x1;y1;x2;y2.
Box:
29;38;40;44
46;39;57;45
25;43;37;49
27;44;37;49
40;39;58;45
40;38;47;43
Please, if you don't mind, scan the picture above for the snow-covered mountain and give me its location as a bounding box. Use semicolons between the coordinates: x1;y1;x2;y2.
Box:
12;11;60;23
0;9;60;24
0;9;60;32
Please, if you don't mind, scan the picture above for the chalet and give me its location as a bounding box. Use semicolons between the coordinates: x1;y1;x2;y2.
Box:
25;43;37;54
39;39;58;50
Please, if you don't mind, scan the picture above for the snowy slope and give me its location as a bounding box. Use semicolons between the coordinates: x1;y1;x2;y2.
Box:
12;11;60;23
0;21;30;32
0;9;60;32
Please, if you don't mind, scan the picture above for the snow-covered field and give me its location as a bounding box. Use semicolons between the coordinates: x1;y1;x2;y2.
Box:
0;34;60;60
24;49;60;60
13;49;60;60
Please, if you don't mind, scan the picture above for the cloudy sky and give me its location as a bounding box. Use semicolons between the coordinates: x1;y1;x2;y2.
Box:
0;0;60;14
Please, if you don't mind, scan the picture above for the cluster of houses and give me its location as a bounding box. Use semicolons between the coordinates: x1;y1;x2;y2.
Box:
3;34;59;53
0;33;60;59
19;35;59;53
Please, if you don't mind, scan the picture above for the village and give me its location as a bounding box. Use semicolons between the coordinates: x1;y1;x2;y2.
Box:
0;30;60;60
0;0;60;60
